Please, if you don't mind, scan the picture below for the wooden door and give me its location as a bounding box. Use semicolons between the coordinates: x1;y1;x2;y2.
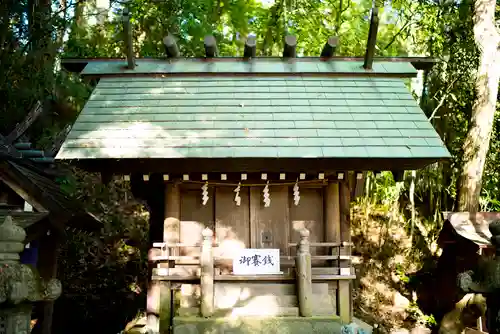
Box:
249;186;290;255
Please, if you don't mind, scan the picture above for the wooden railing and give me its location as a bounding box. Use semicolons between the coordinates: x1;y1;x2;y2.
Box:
150;227;355;319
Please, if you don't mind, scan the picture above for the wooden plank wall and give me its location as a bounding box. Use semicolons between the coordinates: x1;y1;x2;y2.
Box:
180;186;215;253
173;182;350;258
289;187;324;256
215;187;250;274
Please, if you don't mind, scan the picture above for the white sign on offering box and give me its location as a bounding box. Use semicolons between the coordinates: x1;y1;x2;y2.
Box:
233;249;281;275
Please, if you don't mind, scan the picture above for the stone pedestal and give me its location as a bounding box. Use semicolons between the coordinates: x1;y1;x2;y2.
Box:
0;216;62;334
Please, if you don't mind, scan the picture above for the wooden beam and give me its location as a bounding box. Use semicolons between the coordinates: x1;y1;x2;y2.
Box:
283;35;297;58
363;7;379;70
163;34;180;58
6;101;43;143
45;124;71;157
75;157;442;175
0;174;47;212
244;35;257;58
320;36;339;58
122;9;135;69
204;35;218;58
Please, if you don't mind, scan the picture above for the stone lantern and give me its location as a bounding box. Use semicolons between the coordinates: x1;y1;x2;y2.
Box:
0;216;62;334
458;219;500;334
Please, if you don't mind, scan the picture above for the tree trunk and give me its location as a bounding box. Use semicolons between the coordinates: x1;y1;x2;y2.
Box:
457;0;500;212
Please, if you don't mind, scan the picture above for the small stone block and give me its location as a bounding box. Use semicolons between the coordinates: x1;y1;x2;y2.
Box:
221;174;227;180
340;267;352;275
183;174;189;181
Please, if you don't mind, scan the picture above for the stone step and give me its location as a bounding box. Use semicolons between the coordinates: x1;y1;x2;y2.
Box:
214;282;328;297
177;306;300;317
311;294;336;316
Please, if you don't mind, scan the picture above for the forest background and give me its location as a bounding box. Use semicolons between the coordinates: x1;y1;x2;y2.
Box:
0;0;499;332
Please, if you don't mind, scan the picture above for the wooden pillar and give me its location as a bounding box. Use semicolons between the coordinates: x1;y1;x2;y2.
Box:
164;182;181;250
200;228;214;317
338;179;352;323
158;181;179;333
296;229;312;317
324;181;340;243
32;229;60;334
338;280;351;324
147;180;177;333
339;180;351;245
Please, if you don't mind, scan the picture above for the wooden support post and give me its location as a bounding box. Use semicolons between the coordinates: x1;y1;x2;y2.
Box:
320;36;339;58
200;228;214;317
204;35;218;58
283;35;297;58
32;229;60;334
363;7;379;70
122;9;135;69
338;180;352;323
163;34;180;58
244;35;257;58
338;280;351;324
325;181;340;243
296;228;312;317
339;180;351;244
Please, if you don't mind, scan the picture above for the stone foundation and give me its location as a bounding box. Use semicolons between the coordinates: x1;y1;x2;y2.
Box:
172;316;343;334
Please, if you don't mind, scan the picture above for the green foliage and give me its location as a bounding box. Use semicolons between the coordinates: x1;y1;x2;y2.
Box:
54;169;149;334
406;301;437;327
0;0;499;332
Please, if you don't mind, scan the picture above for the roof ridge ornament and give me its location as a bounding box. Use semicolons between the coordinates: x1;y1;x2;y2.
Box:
363;6;379;70
122;8;135;70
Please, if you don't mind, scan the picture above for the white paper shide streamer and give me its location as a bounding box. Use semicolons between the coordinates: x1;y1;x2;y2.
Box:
293;179;300;206
234;182;241;206
201;181;209;206
263;181;271;207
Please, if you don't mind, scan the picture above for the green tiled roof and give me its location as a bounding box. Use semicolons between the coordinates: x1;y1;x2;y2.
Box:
56;75;450;161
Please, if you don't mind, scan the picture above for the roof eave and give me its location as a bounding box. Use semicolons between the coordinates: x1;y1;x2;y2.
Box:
55;156;450;174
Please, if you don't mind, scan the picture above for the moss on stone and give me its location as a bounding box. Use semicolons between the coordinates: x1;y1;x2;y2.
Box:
172;316;342;334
